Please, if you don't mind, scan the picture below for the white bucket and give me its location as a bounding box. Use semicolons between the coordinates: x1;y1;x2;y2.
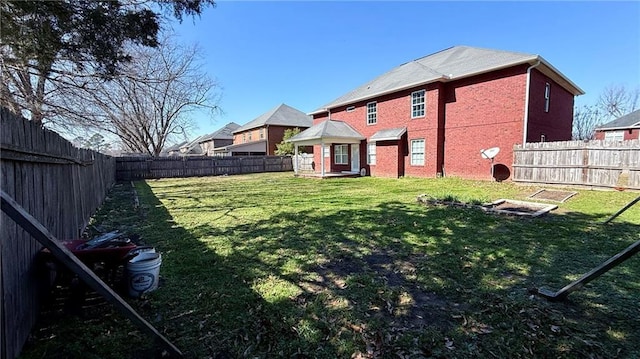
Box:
127;252;162;298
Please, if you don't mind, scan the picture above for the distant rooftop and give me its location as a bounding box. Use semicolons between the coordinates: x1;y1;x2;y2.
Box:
234;103;312;133
198;122;241;142
596;109;640;130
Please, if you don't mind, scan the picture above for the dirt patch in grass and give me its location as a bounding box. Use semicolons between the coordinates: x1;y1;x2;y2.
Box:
310;251;456;330
528;189;577;203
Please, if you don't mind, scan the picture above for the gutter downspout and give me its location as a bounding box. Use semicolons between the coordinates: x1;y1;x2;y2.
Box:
522;60;541;144
266;124;269;155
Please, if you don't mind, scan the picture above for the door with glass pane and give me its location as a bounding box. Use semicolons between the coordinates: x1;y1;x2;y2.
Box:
351;144;360;172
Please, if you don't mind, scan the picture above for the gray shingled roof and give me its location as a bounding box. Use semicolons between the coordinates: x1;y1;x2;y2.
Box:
370;128;407;141
163;141;187;154
311;46;583;114
287;120;364;143
198;122;240;142
234;104;312;133
596;109;640;130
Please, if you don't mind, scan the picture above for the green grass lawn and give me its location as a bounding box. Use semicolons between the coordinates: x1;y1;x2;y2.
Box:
21;173;640;358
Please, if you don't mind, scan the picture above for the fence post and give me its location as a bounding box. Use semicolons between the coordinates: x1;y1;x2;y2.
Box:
582;145;589;185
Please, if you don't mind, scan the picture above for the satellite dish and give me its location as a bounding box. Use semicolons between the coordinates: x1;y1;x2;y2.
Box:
480;147;500;159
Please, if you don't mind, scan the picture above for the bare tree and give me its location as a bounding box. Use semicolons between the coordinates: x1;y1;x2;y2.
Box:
58;36;219;156
572;105;603;140
0;0;215;126
598;84;639;120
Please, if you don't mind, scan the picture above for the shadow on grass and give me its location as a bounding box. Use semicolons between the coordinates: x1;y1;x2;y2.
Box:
22;179;639;358
140;180;640;358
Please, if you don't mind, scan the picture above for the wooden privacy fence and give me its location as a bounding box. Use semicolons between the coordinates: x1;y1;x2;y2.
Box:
116;155;293;180
513;140;640;190
0;108;116;359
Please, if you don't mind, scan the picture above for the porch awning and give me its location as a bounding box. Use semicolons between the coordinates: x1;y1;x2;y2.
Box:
370;127;407;142
287;119;365;146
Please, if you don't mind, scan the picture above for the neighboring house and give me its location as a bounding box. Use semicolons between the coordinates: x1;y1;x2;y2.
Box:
594;109;640;141
179;135;205;155
162;141;187;156
290;45;583;179
225;103;312;156
198;122;240;156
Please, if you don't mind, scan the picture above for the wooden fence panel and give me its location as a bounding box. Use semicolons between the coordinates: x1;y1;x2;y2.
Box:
513;140;640;189
115;155;293;180
0;108;116;359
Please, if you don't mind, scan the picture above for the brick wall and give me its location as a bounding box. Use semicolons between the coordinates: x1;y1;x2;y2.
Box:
442;66;528;179
526;69;575;142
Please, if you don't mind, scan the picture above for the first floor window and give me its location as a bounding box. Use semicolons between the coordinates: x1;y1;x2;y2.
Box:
367;143;376;165
410;139;425;166
334;144;349;164
604;131;624;141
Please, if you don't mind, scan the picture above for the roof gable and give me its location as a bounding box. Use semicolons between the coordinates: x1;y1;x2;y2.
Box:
312;46;583;114
596;109;640;130
234;104;312;133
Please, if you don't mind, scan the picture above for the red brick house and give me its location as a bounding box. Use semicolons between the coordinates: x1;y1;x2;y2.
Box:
220;103;312;156
594;109;640;141
290;46;583;179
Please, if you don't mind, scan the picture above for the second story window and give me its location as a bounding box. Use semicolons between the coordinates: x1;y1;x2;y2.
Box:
411;90;425;118
242;133;246;143
260;128;265;139
544;83;550;113
367;102;377;125
248;131;252;141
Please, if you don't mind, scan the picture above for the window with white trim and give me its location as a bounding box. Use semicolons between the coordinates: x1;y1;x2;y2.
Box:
323;146;330;158
259;128;265;139
248;131;252;141
367;143;376;165
411;90;425;118
367;102;377;125
604;131;624;141
544;83;550;113
334;144;349;164
410;139;425;166
242;133;246;143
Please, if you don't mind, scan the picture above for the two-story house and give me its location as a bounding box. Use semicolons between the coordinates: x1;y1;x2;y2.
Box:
222;103;312;156
289;46;584;179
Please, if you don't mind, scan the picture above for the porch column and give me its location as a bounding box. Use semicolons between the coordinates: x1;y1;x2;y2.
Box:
320;142;325;177
294;144;299;175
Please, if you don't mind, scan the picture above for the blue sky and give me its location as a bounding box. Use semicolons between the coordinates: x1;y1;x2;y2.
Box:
172;1;640;138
